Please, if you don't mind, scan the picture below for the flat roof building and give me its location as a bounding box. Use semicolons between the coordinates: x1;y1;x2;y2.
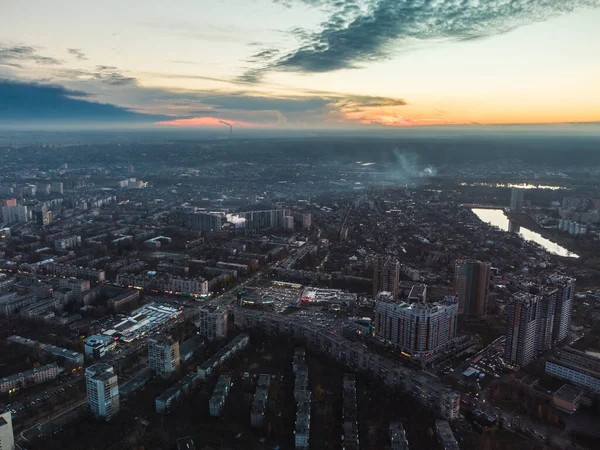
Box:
86;364;119;421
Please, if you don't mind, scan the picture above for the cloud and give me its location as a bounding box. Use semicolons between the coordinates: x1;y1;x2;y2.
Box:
156;116;259;128
0;79;167;125
261;0;600;73
0;44;63;67
67;48;88;60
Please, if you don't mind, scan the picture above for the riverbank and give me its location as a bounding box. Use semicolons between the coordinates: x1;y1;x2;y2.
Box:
506;212;589;261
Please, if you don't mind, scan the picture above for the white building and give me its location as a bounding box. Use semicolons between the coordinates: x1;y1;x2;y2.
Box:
148;336;180;379
374;294;458;358
546;348;600;394
209;374;232;417
196;305;228;341
86;363;119;421
0;411;14;450
1;206;28;225
509;188;524;212
0;363;59;393
54;235;81;250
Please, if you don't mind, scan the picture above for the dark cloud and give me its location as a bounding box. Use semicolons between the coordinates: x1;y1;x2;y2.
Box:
246;48;280;63
0;79;167;124
0;44;63;67
67;48;88;60
51;65;138;86
264;0;599;73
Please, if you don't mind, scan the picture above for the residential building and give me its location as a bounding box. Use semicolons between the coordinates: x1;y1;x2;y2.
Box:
454;259;490;316
549;275;576;343
390;423;409;450
32;205;51;227
510;188;525;212
302;213;312;229
0;363;59;393
7;335;84;367
176;437;196;450
0;293;38;316
1;205;28;225
435;420;459;450
54;235;81;250
505;292;540;367
0;412;14;450
242;209;286;230
196;334;249;380
546;348;600;394
86;364;119;421
374;293;458;357
195;305;227;341
155;372;198;414
183;212;222;232
251;374;271;427
44;264;105;282
342;374;359;450
373;256;400;299
51;182;63;194
209;374;232;417
295;390;311;449
148;336;180;379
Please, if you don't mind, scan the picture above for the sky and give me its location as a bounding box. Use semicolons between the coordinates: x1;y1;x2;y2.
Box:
1;0;600;130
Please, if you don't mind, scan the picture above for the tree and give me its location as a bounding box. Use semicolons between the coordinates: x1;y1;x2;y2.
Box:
315;384;324;401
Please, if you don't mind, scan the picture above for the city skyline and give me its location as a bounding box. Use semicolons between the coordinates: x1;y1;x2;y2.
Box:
2;0;600;130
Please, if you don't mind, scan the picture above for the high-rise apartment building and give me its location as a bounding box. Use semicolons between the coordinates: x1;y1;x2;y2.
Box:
86;363;119;421
32;204;51;227
510;188;525;212
373;256;400;300
374;293;458;357
148;335;180;379
183;212;222;232
196;305;228;340
51;182;63;194
0;411;14;450
1;205;28;225
549;275;576;343
505;292;540;367
454;260;490;316
242;209;286;230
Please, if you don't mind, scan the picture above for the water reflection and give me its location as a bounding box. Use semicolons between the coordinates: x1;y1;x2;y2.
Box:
472;208;578;258
461;182;567;190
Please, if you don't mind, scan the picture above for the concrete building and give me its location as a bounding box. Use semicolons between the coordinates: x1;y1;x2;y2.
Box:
342;374;359;450
1;205;28;225
301;213;312;229
505;292;540;367
0;412;14;450
390;423;409;450
183;212;222;232
197;334;249;380
454;259;490;316
8;335;84;367
0;293;38;316
155;372;198;414
44;264;105;282
32;205;51;227
435;420;459;450
552;384;583;414
549;275;575;343
374;294;458;358
510;188;524;212
84;335;117;359
209;374;232;417
284;215;294;231
251;374;271;427
242;209;286;230
195;305;227;341
0;363;58;393
295;390;311;449
51;182;63;194
54;235;81;250
148;336;180;379
86;364;119;421
373;256;400;299
546;348;600;394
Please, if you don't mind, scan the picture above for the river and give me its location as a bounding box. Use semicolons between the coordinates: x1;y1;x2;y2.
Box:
471;208;578;258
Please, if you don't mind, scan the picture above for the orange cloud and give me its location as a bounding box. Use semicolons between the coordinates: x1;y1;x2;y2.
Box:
155;116;261;127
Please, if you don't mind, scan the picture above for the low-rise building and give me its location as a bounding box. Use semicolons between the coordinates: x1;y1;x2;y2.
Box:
197;334;249;380
7;335;84;367
295;390;311;449
0;363;59;393
155;373;198;414
546;348;600;394
390;422;409;450
342;374;359;450
435;420;459;450
251;374;271;427
552;384;583;414
209;374;232;417
84;335;117;359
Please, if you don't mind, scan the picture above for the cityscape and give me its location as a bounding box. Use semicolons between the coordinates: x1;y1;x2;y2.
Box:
2;1;600;449
0;139;598;450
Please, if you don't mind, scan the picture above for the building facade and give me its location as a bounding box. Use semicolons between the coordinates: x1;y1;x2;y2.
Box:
86;364;119;421
374;293;458;358
454;260;490;316
196;306;228;341
510;188;525;212
183;212;222;232
549;275;575;343
373;256;400;300
0;412;14;450
505;292;540;367
148;336;180;379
